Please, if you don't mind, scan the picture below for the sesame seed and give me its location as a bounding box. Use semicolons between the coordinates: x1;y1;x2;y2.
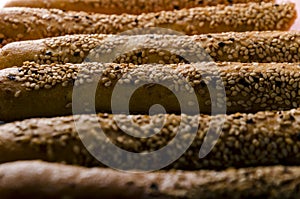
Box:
14;90;21;98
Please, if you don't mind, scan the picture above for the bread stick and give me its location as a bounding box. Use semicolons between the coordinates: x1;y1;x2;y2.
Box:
0;2;296;46
4;0;275;14
1;107;300;169
1;61;300;121
1;160;300;199
1;31;299;69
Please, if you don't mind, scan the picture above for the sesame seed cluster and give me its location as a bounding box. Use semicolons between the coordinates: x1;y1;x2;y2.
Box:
0;2;296;46
2;108;300;170
12;62;78;91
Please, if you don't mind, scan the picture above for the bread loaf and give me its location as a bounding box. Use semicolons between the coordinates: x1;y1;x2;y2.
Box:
1;31;299;69
1;160;300;199
0;2;296;46
4;0;275;14
1;108;300;169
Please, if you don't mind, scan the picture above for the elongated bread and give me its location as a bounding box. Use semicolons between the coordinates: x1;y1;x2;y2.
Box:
0;3;296;47
4;0;275;14
1;161;300;199
1;108;300;169
1;62;300;121
1;31;299;69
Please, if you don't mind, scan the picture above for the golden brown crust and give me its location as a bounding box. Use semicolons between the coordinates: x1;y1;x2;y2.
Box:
2;160;300;199
0;3;296;46
4;0;275;14
1;31;299;69
1;108;300;169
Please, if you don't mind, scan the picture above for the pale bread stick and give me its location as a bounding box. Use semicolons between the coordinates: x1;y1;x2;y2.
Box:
1;108;300;169
4;0;275;14
0;31;299;69
0;2;296;46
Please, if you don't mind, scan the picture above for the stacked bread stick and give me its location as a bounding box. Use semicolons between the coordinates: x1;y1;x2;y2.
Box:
0;0;299;198
0;1;297;47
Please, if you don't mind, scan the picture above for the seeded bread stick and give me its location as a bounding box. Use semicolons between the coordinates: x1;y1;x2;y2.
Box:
4;0;275;15
0;3;296;47
1;108;300;170
1;31;300;69
2;61;300;121
2;161;300;199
